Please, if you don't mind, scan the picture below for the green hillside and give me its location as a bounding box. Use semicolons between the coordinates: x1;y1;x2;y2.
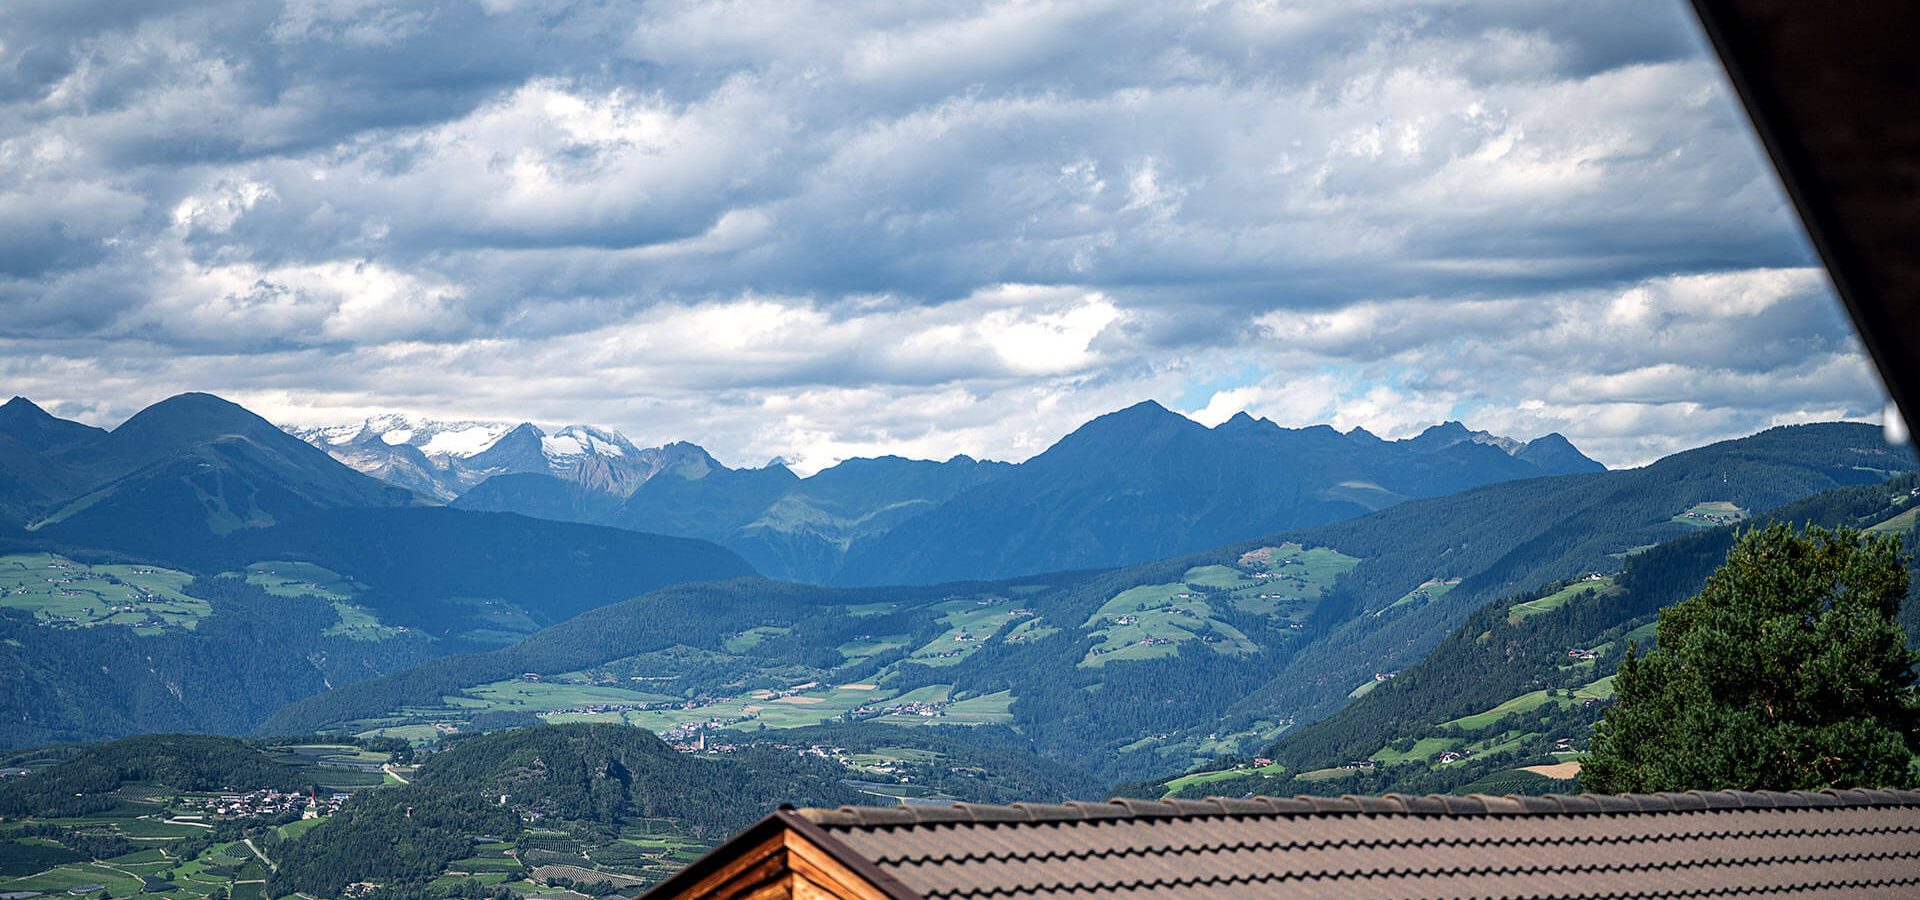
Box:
0;572;441;747
0;508;756;749
1151;473;1920;800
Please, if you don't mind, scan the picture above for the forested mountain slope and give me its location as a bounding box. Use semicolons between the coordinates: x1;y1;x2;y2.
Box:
834;403;1606;586
0;395;758;747
270;724;862;896
1215;421;1914;727
1141;473;1920;800
0;393;417;535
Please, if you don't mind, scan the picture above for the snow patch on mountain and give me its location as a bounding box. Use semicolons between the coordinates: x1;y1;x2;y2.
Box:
542;425;637;460
420;425;516;459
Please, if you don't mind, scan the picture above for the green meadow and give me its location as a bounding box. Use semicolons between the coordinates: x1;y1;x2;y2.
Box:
0;553;208;633
1507;576;1617;624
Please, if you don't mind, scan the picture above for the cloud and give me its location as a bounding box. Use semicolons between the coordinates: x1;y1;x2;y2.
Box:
0;0;1892;472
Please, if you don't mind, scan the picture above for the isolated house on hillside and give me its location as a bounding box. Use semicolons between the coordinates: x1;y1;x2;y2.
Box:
644;790;1920;898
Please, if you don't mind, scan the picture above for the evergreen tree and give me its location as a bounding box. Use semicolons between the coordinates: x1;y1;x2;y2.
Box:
1585;525;1920;792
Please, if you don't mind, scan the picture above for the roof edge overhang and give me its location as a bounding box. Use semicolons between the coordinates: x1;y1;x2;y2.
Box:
1688;0;1920;434
639;807;922;900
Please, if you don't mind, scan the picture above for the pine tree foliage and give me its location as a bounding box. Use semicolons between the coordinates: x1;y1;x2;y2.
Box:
1584;525;1920;792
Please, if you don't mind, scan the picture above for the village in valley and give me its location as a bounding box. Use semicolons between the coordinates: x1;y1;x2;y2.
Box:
0;743;406;900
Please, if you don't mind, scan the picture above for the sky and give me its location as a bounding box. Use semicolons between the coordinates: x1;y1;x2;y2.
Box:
0;0;1891;473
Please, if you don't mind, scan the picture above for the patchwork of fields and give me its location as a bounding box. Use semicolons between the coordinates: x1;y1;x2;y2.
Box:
0;554;207;634
1082;544;1360;667
338;544;1362;755
0;744;393;900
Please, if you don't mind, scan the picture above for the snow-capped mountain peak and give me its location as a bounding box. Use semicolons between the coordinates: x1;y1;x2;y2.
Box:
285;415;684;501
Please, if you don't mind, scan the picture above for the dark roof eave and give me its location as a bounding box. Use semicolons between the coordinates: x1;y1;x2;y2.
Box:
1687;0;1920;433
639;807;924;900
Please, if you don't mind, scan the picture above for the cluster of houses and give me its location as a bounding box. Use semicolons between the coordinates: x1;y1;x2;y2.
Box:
1566;647;1600;661
1677;508;1744;526
179;788;349;819
542;702;657;716
660;713;756;746
665;727;747;754
851;697;952;720
1427;736;1577;767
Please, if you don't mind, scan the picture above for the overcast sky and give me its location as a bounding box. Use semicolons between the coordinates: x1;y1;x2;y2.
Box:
0;0;1889;472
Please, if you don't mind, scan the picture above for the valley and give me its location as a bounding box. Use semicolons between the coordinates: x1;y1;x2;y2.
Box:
262;541;1364;776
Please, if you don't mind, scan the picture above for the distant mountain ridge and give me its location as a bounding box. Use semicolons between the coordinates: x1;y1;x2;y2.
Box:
294;401;1604;584
0;393;422;541
832;402;1607;585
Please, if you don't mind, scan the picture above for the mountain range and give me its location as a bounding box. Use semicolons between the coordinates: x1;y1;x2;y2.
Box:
292;401;1608;584
261;420;1913;782
2;390;1907;767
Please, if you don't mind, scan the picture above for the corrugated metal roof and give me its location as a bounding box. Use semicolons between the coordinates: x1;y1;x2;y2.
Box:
793;790;1920;898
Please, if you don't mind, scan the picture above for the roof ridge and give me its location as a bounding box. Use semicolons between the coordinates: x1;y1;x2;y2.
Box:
911;850;1920;899
797;789;1920;827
